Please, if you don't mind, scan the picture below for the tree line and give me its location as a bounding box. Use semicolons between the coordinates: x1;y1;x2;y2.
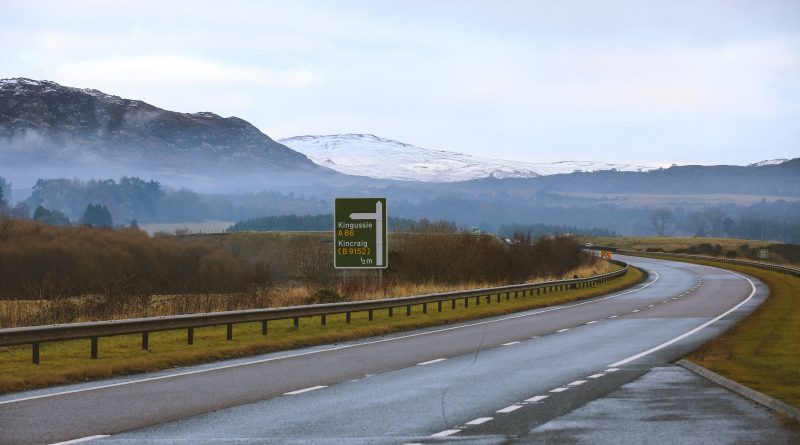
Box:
227;214;459;233
648;200;800;243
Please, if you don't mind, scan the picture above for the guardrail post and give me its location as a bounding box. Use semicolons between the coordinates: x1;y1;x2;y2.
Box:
346;312;351;323
438;301;443;312
423;303;428;313
451;299;456;310
262;320;268;335
496;293;501;302
475;296;480;306
486;295;491;304
294;317;300;328
506;292;510;300
32;342;40;365
406;305;411;316
368;310;374;321
90;336;98;359
321;315;326;326
142;332;149;350
188;327;194;345
227;323;233;341
464;297;469;308
389;307;393;317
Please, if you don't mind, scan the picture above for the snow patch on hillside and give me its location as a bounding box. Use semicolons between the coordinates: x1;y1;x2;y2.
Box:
280;134;656;182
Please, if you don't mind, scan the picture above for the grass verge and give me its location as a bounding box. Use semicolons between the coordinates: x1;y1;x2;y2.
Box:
626;253;799;410
0;267;644;394
673;259;800;410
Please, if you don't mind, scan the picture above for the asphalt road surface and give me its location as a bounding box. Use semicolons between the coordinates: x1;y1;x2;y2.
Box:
0;255;782;444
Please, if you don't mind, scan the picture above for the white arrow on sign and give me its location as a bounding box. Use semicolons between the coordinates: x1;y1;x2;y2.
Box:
349;200;384;266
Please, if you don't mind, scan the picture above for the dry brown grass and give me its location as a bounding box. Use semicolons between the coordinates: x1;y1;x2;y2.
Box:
0;261;613;328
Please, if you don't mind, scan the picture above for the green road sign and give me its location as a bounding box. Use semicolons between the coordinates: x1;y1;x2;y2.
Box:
334;198;387;269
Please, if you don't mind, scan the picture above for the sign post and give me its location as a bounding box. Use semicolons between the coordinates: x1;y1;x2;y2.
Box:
334;198;388;269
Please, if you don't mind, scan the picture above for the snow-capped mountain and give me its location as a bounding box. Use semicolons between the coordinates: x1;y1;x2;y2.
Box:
748;159;789;167
280;134;656;182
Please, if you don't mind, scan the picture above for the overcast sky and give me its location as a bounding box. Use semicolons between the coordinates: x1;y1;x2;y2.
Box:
2;0;798;166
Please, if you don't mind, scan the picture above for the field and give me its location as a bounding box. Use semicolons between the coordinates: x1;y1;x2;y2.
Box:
583;235;775;252
564;192;800;209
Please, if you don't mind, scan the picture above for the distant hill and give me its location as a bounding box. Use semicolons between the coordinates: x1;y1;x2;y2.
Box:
451;159;800;197
0;78;333;190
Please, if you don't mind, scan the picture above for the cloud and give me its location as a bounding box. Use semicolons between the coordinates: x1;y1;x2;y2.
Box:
53;56;318;90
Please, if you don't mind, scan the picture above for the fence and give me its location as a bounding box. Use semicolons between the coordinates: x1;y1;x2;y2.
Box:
0;260;628;364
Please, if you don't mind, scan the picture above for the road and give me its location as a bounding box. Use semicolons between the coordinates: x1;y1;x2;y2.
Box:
0;255;774;444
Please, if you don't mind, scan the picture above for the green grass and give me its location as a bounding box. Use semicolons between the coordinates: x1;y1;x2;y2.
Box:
0;267;644;394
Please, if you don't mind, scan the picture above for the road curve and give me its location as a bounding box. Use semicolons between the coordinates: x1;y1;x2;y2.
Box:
0;256;768;444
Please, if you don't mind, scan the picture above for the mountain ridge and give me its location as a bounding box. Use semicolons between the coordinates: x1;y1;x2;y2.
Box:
0;78;324;177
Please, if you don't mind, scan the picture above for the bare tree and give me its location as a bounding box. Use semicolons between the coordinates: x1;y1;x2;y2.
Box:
703;207;726;237
687;211;707;237
649;207;674;236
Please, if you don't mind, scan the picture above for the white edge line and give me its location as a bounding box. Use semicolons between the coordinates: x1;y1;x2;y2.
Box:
1;267;660;406
417;358;447;366
465;417;493;425
556;328;569;333
49;435;109;445
430;429;461;437
283;385;326;395
585;320;598;324
501;341;520;346
608;268;757;368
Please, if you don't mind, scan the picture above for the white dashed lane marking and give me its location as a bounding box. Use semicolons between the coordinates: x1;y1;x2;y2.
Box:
525;395;548;402
587;373;605;379
283;385;326;395
416;358;446;366
430;429;461;437
465;417;493;426
49;436;109;445
568;380;587;386
497;404;523;413
550;387;569;393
